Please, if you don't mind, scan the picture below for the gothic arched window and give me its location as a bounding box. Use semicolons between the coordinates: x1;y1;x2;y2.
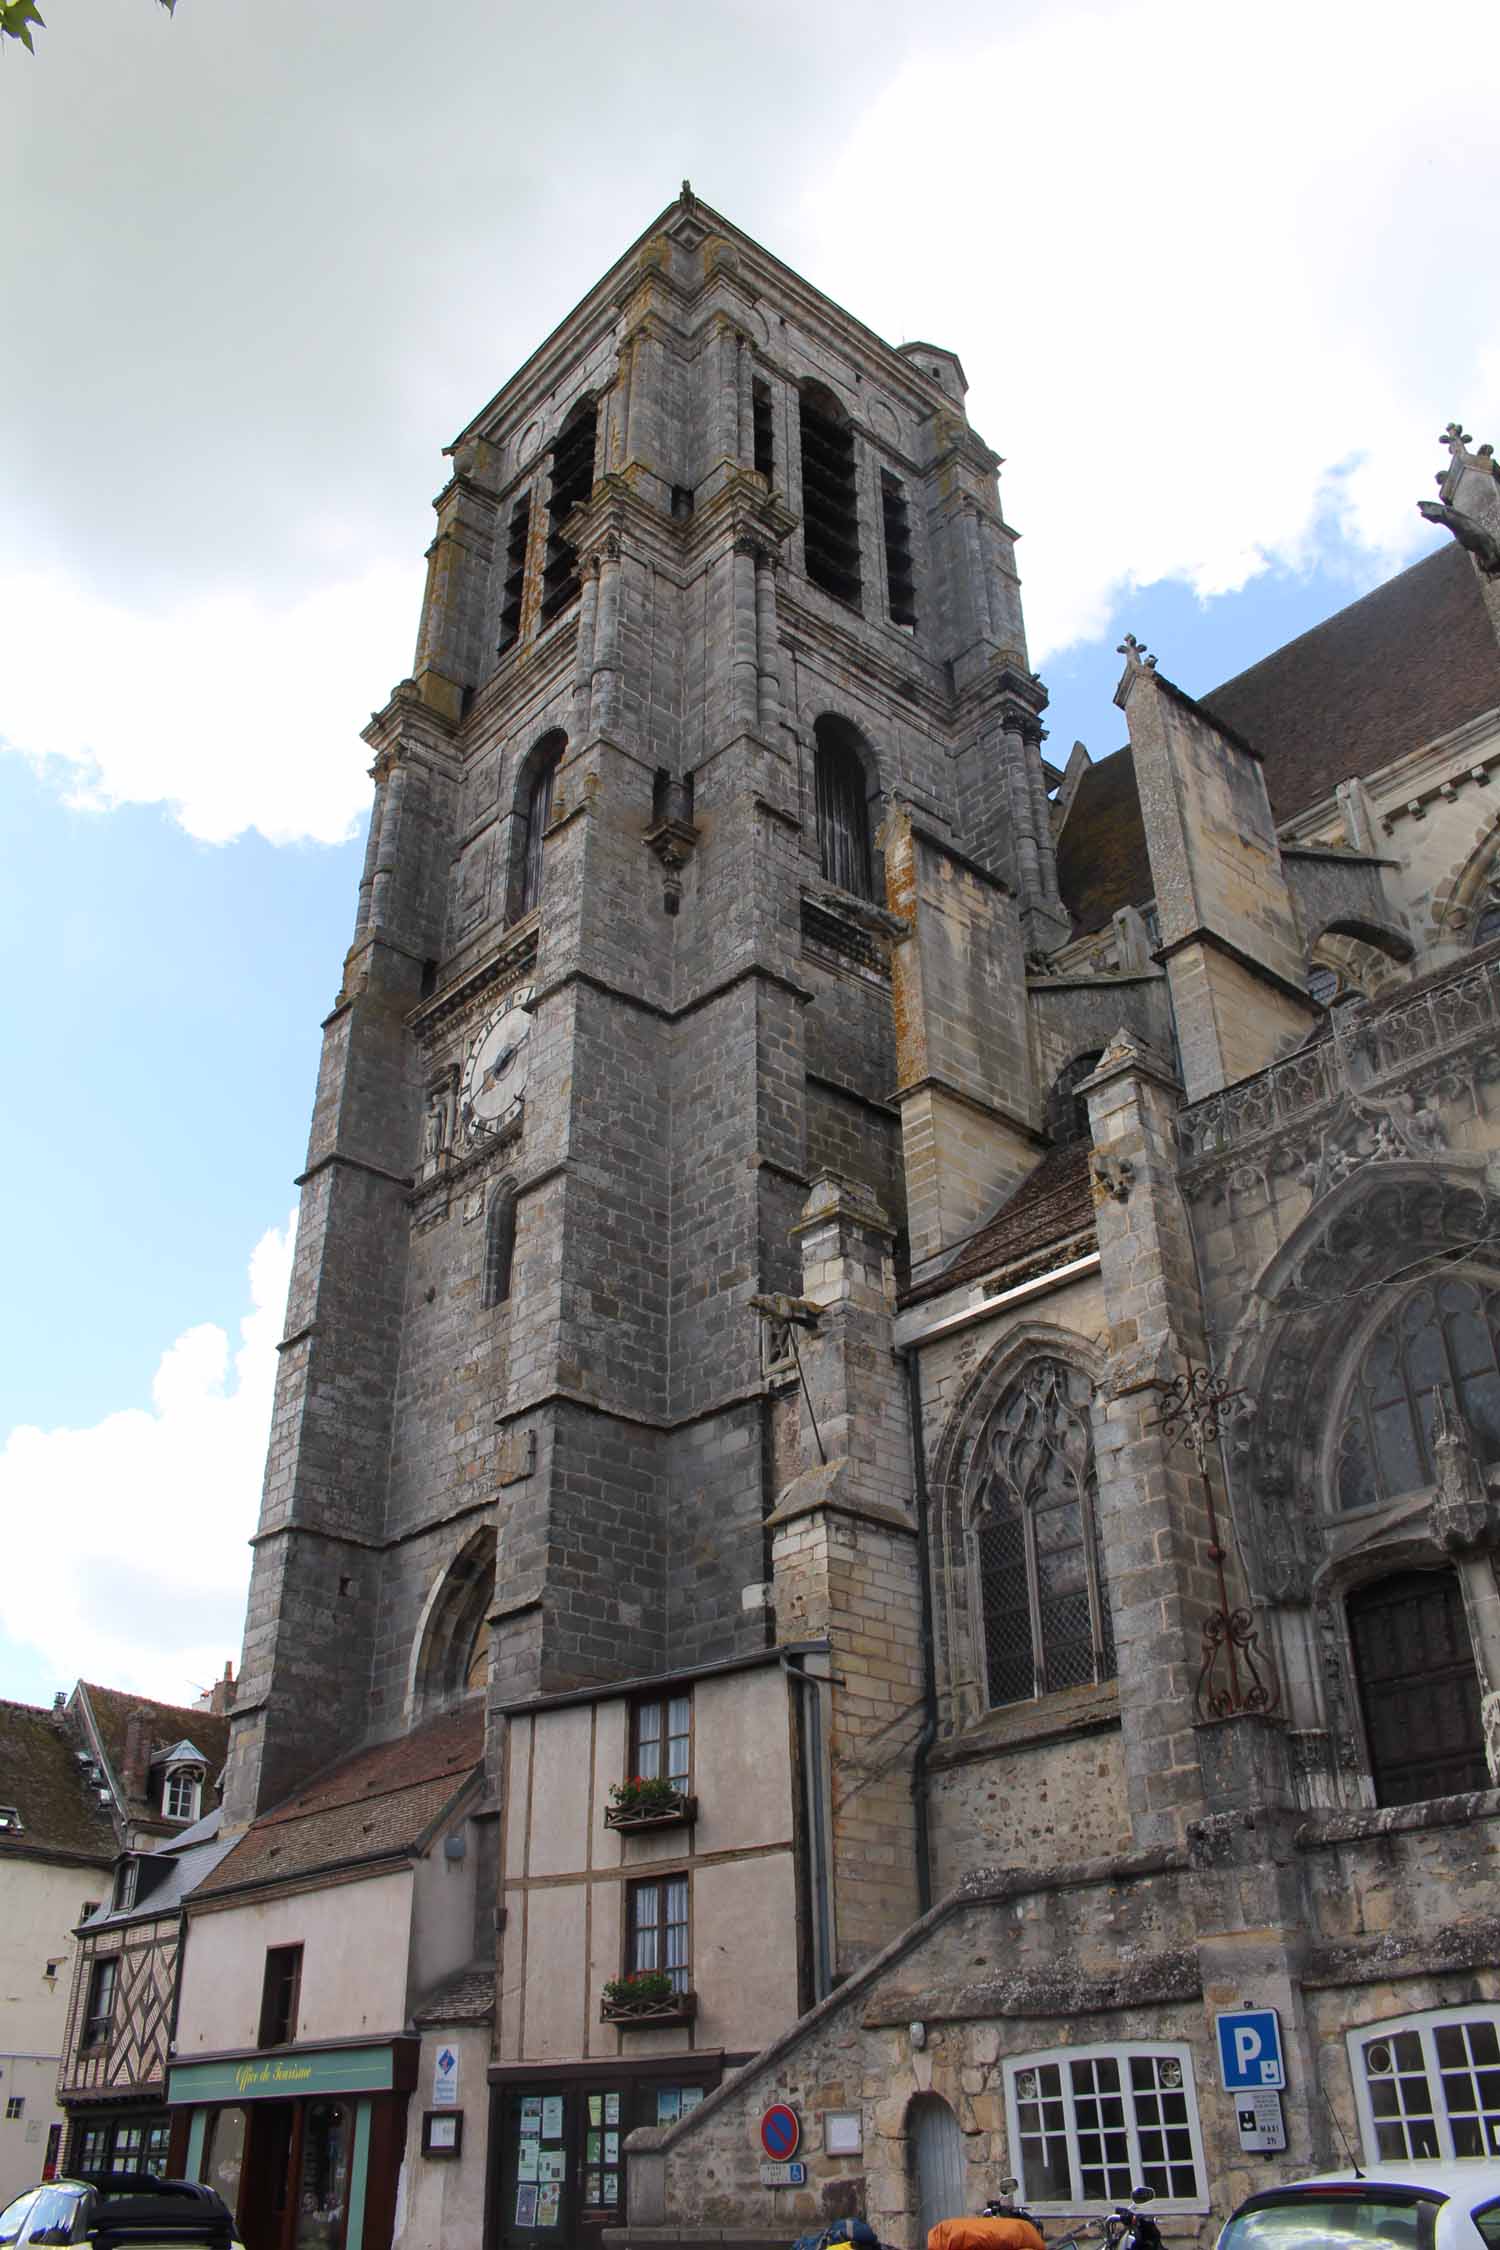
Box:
513;733;564;920
483;1179;518;1308
413;1529;496;1718
970;1358;1115;1708
814;715;875;901
1335;1277;1500;1511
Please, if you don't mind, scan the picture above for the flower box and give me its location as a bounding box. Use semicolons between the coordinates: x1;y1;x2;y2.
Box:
603;1788;697;1833
600;1983;697;2028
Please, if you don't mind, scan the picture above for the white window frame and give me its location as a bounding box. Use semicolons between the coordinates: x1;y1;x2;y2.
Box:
1001;2042;1209;2215
1348;2006;1500;2164
164;1768;201;1823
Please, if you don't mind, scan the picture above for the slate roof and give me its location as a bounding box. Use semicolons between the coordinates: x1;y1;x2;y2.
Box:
902;1142;1096;1308
413;1961;496;2026
1055;544;1500;936
195;1705;484;1898
0;1698;116;1866
83;1810;236;1930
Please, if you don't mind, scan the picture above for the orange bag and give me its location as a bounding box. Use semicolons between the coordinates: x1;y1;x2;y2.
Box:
928;2220;1046;2250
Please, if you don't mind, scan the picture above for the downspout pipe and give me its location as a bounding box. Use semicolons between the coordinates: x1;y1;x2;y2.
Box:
899;1340;938;1915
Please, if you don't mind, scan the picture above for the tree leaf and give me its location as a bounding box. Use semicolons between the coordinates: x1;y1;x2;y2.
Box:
1;0;46;51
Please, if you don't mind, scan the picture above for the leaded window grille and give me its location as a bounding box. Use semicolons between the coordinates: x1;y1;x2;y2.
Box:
814;716;874;901
1350;2009;1500;2163
1003;2045;1207;2212
971;1358;1114;1708
1335;1278;1500;1511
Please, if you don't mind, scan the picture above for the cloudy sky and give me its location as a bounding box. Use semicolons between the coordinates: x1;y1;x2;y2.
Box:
2;0;1496;1709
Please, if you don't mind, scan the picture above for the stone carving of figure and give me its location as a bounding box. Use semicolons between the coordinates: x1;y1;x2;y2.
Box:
423;1092;447;1161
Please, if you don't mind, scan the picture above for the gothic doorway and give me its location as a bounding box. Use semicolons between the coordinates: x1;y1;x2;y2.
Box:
910;2094;966;2243
1347;1569;1488;1805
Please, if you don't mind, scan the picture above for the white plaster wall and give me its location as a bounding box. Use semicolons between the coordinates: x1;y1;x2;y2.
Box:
0;2054;68;2203
1;1857;99;2054
692;1670;794;1856
690;1853;799;2051
408;1828;476;2009
526;1708;592;1877
518;1886;587;2060
391;2026;490;2250
176;1872;413;2052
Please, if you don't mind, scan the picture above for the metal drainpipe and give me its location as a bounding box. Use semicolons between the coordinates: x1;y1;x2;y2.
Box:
901;1342;938;1915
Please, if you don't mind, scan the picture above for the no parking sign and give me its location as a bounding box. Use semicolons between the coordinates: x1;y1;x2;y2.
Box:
761;2105;801;2160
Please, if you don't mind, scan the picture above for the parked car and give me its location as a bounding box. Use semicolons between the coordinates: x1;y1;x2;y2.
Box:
1217;2163;1500;2250
0;2175;242;2250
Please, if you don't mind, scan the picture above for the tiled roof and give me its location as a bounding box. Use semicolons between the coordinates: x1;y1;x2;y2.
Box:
0;1698;116;1865
81;1683;233;1820
195;1706;484;1897
902;1143;1096;1308
413;1962;496;2026
84;1812;237;1929
1055;545;1500;937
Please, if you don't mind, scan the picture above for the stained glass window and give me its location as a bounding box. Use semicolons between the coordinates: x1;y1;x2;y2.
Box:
1335;1279;1500;1511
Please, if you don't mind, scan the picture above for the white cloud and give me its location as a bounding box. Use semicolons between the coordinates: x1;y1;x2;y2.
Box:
0;1215;295;1705
0;562;419;846
805;0;1500;665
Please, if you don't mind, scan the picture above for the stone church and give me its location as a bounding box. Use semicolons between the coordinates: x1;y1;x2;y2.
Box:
180;190;1500;2250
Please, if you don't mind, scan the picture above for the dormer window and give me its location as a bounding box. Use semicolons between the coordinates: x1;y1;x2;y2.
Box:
164;1768;202;1823
114;1859;139;1911
0;1806;22;1833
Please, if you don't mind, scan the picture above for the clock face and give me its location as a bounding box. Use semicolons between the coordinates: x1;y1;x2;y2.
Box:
461;986;533;1136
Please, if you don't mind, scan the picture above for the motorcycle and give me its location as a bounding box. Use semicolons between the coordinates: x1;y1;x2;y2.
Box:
979;2177;1164;2250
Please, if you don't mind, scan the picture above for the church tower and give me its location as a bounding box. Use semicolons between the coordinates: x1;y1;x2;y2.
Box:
221;191;1056;1986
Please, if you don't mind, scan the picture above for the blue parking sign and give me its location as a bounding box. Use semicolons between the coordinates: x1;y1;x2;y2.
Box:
1216;2009;1285;2091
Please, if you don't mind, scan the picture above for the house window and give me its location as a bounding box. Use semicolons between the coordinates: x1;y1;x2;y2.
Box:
631;1694;690;1787
627;1877;689;1994
0;1807;21;1834
482;1181;518;1308
799;384;862;608
1350;2008;1500;2162
1004;2045;1207;2212
1335;1277;1500;1511
971;1358;1115;1709
76;2126;109;2171
1347;1569;1487;1806
83;1956;117;2049
514;735;564;920
258;1944;302;2049
540;399;596;626
5;2100;23;2122
813;715;875;902
164;1768;201;1823
114;1860;138;1911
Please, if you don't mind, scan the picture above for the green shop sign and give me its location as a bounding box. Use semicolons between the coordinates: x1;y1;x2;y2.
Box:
170;2046;398;2105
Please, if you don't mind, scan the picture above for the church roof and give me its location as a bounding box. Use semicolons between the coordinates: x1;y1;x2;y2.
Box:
902;1142;1097;1308
194;1704;484;1898
1056;543;1500;935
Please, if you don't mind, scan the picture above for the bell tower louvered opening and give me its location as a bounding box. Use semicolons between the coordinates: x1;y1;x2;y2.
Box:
540;399;597;626
799;385;862;610
881;471;916;628
495;492;532;656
